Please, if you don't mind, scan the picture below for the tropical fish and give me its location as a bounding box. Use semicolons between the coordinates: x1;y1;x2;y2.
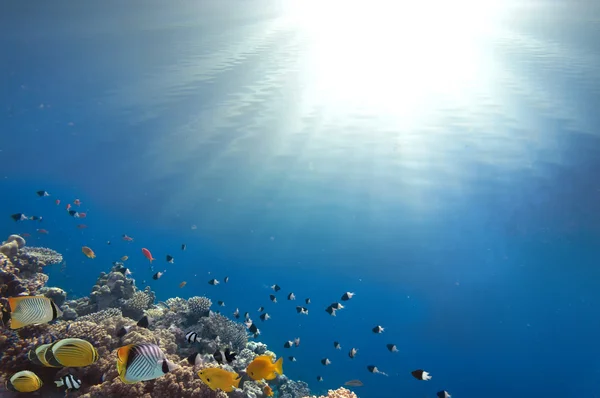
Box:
296;306;308;315
186;331;199;343
76;224;88;229
121;256;129;261
246;355;283;381
28;343;60;367
4;296;63;329
259;313;270;321
66;203;71;211
37;229;49;234
37;190;50;197
258;306;265;312
287;292;295;300
116;343;178;384
341;292;355;301
166;255;174;263
22;233;31;237
74;199;81;206
55;199;61;205
317;376;323;382
181;243;186;250
79;212;87;218
116;316;150;338
321;358;331;366
122;234;134;241
305;298;311;304
368;365;388;376
153;271;165;280
233;308;240;319
55;374;82;390
68;210;80;217
217;301;225;306
142;248;154;263
10;213;28;221
45;338;99;367
179;281;187;288
263;384;274;396
288;356;296;362
223;276;229;283
208;279;219;285
213;348;237;365
349;348;358;358
246;321;260;336
372;325;384;333
271;284;281;292
344;380;363;387
5;370;43;393
30;216;42;221
283;341;293;348
437;391;451;398
269;294;277;303
411;369;431;380
325;306;337;316
331;302;344;310
334;342;341;350
294;338;300;347
197;368;241;392
82;246;95;259
386;344;398;352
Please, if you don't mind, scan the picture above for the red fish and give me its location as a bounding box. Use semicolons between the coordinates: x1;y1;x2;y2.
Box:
37;229;49;234
78;212;87;218
122;235;134;242
74;199;81;206
77;224;88;229
66;203;71;211
22;233;31;237
55;199;61;205
141;248;155;263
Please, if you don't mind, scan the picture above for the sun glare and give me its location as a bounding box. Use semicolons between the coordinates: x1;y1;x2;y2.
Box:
285;0;507;123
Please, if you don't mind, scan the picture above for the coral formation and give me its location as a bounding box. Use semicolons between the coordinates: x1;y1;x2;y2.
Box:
0;238;311;398
302;388;358;398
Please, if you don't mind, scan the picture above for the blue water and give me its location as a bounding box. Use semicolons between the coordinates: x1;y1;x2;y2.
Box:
2;1;600;397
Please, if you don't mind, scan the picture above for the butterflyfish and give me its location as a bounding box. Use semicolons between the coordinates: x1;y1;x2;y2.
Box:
116;343;178;384
4;295;63;329
246;355;283;381
82;246;95;259
411;369;431;380
5;370;43;393
28;343;60;367
197;368;241;392
45;338;99;367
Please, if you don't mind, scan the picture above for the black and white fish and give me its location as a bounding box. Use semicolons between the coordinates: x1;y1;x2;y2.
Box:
296;306;308;315
284;341;293;348
368;365;388;376
233;308;240;319
213;348;237;365
288;356;297;362
29;216;42;221
349;348;358;358
341;292;355;301
259;313;270;321
294;337;300;347
437;391;451;398
224;276;229;283
244;312;251;321
258;306;265;312
186;331;199;343
411;369;432;380
287;292;295;300
386;344;398;352
271;284;281;292
334;341;341;350
321;358;331;366
116;316;150;338
218;301;225;306
187;352;203;366
305;298;311;304
181;244;186;251
245;320;260;336
68;210;80;218
372;325;384;333
11;213;29;222
166;255;174;264
317;376;323;382
55;374;81;390
269;294;277;303
208;279;219;285
331;302;344;310
37;191;50;197
325;305;337;316
153;271;165;280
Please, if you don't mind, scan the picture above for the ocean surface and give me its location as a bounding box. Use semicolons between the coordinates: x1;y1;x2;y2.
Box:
1;0;600;397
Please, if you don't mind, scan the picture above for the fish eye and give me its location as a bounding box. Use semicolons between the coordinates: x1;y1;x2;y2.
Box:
207;378;210;382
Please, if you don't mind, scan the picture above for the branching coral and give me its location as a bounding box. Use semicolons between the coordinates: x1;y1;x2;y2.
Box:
122;288;155;319
19;246;63;266
302;388;357;398
186;296;212;322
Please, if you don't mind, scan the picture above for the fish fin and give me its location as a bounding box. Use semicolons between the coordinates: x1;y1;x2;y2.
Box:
232;375;241;389
8;316;24;329
274;357;283;375
55;380;64;387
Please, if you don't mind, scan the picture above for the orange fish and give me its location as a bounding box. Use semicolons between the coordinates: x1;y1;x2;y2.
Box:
263;385;274;397
55;199;60;205
77;224;88;229
74;199;81;206
66;204;71;211
141;248;154;263
79;212;87;218
122;234;134;242
37;229;48;234
179;281;187;288
22;233;31;237
82;246;96;259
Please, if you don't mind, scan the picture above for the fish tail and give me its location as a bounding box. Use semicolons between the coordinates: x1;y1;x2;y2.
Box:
55;380;64;387
233;376;241;389
274;357;283;375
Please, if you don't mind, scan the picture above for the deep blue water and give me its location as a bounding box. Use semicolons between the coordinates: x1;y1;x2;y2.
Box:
2;1;600;397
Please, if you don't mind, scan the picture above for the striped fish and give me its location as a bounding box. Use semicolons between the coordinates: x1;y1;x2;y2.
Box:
45;338;99;367
5;370;43;393
117;343;178;384
28;343;61;368
55;374;82;390
185;331;199;343
6;296;63;329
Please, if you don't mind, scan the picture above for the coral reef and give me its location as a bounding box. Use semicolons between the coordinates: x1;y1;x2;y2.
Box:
0;234;26;257
302;388;358;398
279;378;311;398
19;246;63;267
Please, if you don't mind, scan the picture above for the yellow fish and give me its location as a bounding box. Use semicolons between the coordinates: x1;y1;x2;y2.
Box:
28;343;60;367
197;368;241;392
5;296;63;329
246;355;283;381
82;246;96;259
121;255;128;261
45;338;99;367
5;370;43;393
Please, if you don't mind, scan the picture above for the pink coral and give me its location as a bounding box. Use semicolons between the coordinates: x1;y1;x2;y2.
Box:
303;387;358;398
